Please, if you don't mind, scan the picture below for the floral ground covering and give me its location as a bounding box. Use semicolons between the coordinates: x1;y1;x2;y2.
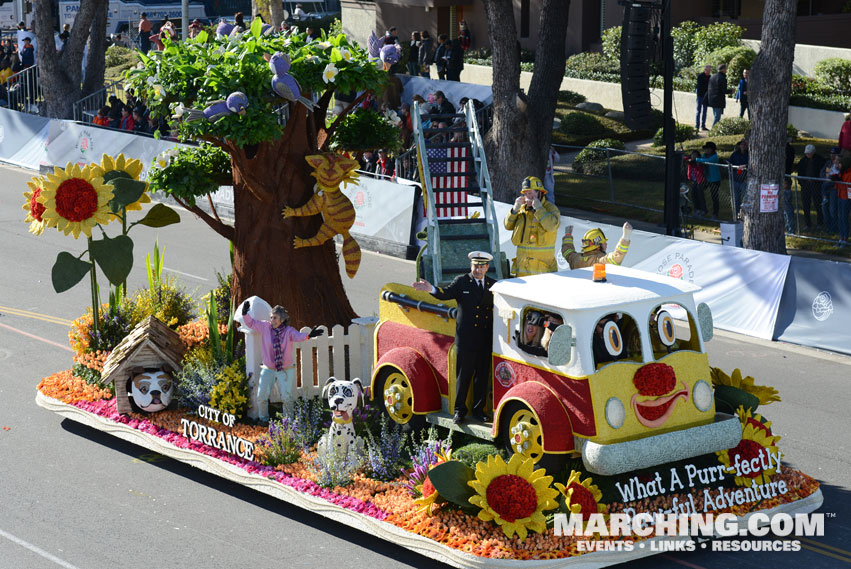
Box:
37;371;821;562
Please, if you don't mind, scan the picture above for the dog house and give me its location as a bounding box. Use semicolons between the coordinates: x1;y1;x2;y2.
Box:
101;316;187;414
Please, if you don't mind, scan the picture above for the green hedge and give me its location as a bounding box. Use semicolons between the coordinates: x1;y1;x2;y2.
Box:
652;123;697;146
572;138;626;174
814;58;851;95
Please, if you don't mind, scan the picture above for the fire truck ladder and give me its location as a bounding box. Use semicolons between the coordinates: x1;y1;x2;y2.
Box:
413;100;507;287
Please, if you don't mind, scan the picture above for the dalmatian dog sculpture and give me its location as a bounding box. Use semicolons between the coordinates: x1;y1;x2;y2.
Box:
317;376;366;460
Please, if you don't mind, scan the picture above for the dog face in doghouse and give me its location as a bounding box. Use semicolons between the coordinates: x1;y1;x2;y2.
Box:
130;369;173;413
321;376;364;423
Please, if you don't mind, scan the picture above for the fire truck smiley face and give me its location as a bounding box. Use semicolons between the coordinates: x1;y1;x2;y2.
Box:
630;363;689;428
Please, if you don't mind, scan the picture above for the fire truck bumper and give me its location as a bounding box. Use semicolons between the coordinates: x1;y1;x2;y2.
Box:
576;413;742;476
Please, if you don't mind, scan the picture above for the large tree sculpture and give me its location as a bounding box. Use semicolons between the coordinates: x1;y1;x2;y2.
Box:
741;0;796;253
128;22;390;328
481;0;571;203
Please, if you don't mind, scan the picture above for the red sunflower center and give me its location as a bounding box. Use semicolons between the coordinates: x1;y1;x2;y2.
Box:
421;475;436;498
55;178;99;222
486;474;537;522
29;186;45;221
568;482;599;521
731;439;765;478
746;417;771;436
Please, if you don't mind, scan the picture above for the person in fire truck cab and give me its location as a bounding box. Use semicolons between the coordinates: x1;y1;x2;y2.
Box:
561;222;633;270
413;251;495;424
516;310;547;356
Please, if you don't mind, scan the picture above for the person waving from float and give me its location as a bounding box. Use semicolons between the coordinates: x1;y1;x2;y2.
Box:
561;222;632;270
504;176;561;277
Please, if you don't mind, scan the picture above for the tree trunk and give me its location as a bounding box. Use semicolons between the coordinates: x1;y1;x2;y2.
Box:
34;0;104;118
741;0;796;253
482;0;570;204
82;0;109;97
228;109;358;329
269;2;285;30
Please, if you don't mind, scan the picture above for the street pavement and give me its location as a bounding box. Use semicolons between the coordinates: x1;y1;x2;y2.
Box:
1;164;850;569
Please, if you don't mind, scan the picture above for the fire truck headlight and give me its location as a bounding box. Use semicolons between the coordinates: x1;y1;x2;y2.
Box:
693;380;713;412
605;397;625;429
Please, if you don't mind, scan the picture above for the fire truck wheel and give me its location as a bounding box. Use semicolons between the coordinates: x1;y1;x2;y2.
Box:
378;367;426;429
500;401;566;475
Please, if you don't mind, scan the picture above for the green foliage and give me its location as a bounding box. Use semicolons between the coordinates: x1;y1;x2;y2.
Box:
72;362;110;391
364;415;407;481
559;111;608;137
693;22;744;65
176;346;220;408
452;443;506;470
329;109;401;153
283;396;328;449
211;270;233;324
258;416;303;466
129;274;196;329
147;145;232;206
309;445;363;487
557;90;586;106
709;117;751;137
600;26;621;63
564;52;619;78
704;45;756;84
671;21;701;71
787;123;799;141
105;45;140;83
572;138;626;174
124;28;389;147
814;58;851;95
653;123;697;146
209;358;249;419
426;460;477;514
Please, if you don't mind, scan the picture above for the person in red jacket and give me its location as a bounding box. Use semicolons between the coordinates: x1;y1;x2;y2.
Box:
839;114;851;153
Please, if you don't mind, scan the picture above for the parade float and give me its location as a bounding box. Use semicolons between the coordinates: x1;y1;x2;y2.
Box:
32;20;823;569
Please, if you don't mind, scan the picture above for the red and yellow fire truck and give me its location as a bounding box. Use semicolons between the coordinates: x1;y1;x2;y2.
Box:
371;265;742;475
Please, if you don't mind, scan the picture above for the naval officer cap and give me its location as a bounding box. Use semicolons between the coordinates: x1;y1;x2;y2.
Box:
468;251;493;265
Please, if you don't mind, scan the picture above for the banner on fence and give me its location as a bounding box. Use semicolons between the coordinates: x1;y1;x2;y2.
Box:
773;256;851;356
340;176;417;244
0;107;50;169
631;240;790;339
46;120;182;175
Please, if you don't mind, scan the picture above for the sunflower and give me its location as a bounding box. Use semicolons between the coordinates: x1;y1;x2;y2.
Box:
735;405;777;438
554;470;606;523
91;153;150;212
468;454;559;541
716;421;781;487
38;163;114;239
711;367;781;405
22;176;49;235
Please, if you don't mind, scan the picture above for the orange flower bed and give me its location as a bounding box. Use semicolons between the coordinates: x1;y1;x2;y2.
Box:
73;350;110;373
177;320;228;350
38;370;112;404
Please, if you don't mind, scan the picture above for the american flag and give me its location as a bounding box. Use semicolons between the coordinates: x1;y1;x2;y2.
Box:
427;146;469;218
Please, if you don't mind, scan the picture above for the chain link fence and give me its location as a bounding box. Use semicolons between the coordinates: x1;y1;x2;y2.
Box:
553;143;850;246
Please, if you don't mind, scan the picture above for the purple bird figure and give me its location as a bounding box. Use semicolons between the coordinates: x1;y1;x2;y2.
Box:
269;52;316;110
180;91;249;122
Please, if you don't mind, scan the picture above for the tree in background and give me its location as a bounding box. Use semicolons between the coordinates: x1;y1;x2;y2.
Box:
130;22;394;327
480;0;571;203
34;0;108;118
741;0;796;253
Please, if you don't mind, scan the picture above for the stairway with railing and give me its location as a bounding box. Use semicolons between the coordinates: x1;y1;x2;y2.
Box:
413;99;507;287
72;79;126;123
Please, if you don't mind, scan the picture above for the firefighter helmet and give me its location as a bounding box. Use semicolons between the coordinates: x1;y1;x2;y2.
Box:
521;176;546;194
581;228;608;253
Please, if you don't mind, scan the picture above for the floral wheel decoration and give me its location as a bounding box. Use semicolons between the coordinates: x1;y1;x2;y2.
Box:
38;163;114;239
554;470;606;522
93;153;150;212
716;419;781;488
468;454;558;541
22;176;48;235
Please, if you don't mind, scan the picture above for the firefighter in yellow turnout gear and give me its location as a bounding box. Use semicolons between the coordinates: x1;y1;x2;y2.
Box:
561;222;633;269
504;176;561;277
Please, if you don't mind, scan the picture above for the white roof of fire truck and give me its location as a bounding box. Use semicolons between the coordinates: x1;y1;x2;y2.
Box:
490;265;701;312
